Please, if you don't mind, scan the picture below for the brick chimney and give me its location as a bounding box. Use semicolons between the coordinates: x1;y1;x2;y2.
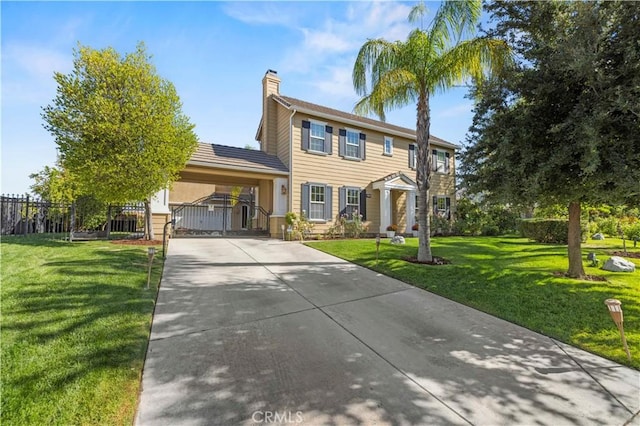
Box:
261;69;280;155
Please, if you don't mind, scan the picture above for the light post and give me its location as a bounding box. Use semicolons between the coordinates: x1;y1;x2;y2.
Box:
604;299;631;361
146;247;156;290
375;234;381;265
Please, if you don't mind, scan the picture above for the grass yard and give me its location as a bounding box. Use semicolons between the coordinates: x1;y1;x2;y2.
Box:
307;236;640;369
1;234;163;425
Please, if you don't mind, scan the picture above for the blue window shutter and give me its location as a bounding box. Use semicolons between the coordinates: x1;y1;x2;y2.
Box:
301;183;310;217
339;129;346;157
445;152;450;173
446;197;451;219
339;187;346;217
325;186;333;221
301;121;310;151
409;144;415;169
359;133;366;160
359;190;367;220
432;149;438;171
325;126;333;155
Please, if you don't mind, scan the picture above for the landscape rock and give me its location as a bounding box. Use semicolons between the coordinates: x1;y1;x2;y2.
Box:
592;233;605;240
602;256;636;273
390;236;406;245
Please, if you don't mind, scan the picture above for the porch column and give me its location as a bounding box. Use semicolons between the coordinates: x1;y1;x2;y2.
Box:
406;190;416;230
273;177;288;216
379;188;391;234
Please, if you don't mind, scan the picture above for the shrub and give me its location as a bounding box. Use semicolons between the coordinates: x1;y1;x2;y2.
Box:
386;224;398;232
519;219;569;244
412;223;419;231
596;216;618;236
431;215;451;235
481;224;500;236
623;222;640;241
485;205;520;234
519;219;589;244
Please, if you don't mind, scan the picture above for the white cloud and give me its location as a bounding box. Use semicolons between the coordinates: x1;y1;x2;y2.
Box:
222;3;298;27
1;43;72;105
5;43;71;80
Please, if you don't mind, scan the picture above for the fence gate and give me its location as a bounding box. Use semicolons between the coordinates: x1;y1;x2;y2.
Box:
171;194;270;237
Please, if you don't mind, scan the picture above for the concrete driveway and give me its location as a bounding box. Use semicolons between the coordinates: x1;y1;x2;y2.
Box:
136;238;639;426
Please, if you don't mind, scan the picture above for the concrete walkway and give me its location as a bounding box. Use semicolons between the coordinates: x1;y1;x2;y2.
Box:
136;238;639;426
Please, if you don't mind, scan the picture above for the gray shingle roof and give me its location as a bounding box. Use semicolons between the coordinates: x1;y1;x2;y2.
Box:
189;143;288;174
273;95;459;150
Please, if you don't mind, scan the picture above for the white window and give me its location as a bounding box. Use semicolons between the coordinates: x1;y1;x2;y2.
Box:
346;188;359;216
384;137;393;155
345;129;360;158
309;185;325;220
433;149;450;173
436;196;447;213
310;122;325;152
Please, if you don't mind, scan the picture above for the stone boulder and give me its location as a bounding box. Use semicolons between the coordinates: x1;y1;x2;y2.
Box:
390;236;406;245
602;256;636;273
592;233;605;240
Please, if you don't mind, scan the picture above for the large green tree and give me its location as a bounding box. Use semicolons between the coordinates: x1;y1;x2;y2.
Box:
352;0;510;262
42;43;198;239
460;1;640;278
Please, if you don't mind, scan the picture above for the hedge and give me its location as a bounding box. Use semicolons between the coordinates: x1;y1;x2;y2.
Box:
518;219;570;244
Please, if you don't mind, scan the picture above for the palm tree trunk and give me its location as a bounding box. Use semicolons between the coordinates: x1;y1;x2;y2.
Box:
416;90;433;262
567;201;585;278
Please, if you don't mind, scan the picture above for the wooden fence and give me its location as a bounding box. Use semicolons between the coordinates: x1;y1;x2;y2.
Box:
0;194;145;239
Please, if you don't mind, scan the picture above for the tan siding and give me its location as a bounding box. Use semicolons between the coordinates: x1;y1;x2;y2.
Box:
151;213;170;239
289;114;456;234
170;181;216;204
276;103;291;168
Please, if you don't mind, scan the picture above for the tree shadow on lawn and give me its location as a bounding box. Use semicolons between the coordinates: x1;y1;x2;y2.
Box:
348;245;639;369
1;244;161;423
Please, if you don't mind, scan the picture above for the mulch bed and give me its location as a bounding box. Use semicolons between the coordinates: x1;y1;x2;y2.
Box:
403;256;452;265
552;271;608;281
111;239;162;246
610;251;640;259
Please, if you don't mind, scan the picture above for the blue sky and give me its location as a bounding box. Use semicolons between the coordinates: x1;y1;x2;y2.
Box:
2;1;476;195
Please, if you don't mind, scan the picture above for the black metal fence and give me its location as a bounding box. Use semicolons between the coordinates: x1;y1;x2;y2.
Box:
0;194;145;239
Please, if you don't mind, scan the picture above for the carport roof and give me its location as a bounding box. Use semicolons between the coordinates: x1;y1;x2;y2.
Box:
188;143;289;175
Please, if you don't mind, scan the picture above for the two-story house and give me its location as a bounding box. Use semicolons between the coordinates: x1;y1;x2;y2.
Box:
151;70;457;238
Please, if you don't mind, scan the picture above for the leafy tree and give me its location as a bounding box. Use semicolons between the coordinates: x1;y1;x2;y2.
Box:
42;43;198;239
352;0;510;262
460;1;640;278
29;164;77;203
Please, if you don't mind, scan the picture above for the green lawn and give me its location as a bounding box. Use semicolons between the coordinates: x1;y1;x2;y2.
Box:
1;235;163;425
307;236;640;369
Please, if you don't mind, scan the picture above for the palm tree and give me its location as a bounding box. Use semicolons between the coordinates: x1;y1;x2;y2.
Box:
353;0;511;262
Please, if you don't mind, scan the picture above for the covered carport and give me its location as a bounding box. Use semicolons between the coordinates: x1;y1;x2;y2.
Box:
151;143;290;237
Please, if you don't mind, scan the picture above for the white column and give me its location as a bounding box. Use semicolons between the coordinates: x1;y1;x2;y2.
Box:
406;190;416;230
273;177;288;216
379;188;391;234
150;188;170;214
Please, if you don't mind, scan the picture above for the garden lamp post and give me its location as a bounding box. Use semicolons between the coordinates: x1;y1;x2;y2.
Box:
147;247;156;290
376;234;381;265
604;299;631;361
